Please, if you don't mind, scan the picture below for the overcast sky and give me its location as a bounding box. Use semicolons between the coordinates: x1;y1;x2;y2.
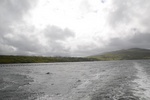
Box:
0;0;150;57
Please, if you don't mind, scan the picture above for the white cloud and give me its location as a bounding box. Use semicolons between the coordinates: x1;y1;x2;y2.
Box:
1;0;150;56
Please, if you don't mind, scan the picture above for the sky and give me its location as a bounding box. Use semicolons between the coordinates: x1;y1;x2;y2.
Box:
0;0;150;57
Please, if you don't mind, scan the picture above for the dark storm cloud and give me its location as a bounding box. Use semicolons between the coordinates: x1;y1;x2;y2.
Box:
107;33;150;50
75;30;150;56
81;32;150;56
71;32;150;56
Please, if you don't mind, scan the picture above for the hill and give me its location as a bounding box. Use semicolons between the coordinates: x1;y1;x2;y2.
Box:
89;48;150;60
0;56;98;64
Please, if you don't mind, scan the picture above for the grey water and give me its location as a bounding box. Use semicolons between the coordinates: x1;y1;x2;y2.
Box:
0;60;150;100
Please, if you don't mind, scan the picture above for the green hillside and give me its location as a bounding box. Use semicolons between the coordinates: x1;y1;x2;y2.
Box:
90;48;150;60
0;56;98;64
1;48;150;63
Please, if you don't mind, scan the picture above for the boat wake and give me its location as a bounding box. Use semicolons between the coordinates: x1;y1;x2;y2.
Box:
133;63;150;100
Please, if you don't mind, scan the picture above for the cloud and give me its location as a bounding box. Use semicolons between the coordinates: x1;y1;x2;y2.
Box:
0;0;36;34
0;0;75;56
0;0;38;55
41;25;75;56
130;33;150;47
0;24;75;56
0;24;42;55
73;32;150;56
104;0;150;52
106;32;150;51
108;0;150;32
79;0;100;15
1;0;150;57
44;25;75;41
80;0;91;14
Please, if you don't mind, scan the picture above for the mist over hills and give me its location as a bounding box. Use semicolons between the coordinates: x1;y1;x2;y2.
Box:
1;48;150;63
89;48;150;60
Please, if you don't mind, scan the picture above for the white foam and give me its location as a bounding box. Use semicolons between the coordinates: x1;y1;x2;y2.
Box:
133;63;150;99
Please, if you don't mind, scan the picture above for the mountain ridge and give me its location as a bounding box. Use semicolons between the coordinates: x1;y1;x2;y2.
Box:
89;48;150;60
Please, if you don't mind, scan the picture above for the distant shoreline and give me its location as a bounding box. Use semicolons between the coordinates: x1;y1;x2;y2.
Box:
1;55;150;64
0;55;98;64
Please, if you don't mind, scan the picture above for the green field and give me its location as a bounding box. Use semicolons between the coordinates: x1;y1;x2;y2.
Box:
0;55;98;64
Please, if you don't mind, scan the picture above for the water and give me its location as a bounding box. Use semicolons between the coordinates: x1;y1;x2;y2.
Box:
0;60;150;100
